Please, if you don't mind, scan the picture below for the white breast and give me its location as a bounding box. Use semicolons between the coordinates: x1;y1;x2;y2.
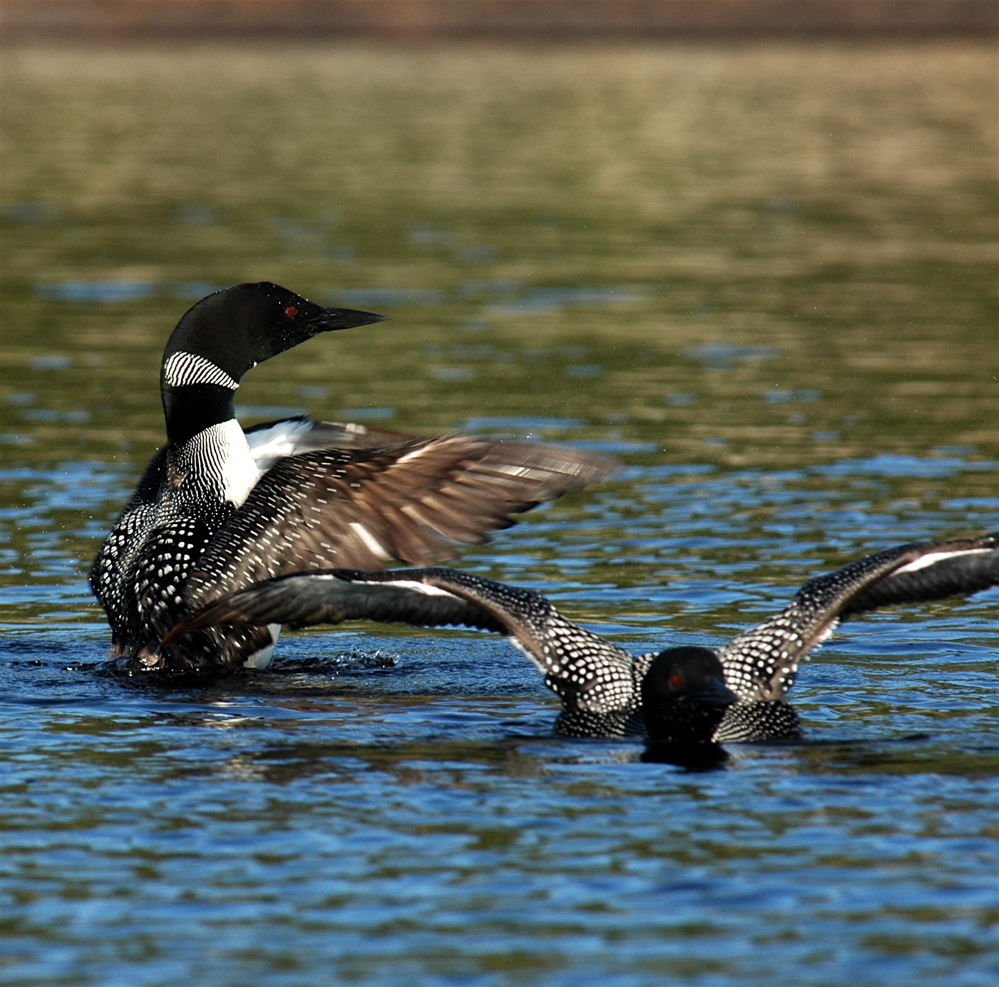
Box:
187;419;262;508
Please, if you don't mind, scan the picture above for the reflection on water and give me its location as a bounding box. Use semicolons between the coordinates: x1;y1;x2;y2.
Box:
0;40;997;987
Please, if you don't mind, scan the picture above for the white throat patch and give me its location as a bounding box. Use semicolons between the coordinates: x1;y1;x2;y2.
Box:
163;351;240;390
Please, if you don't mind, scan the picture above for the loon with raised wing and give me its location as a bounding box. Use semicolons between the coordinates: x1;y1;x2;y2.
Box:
166;532;999;743
90;282;614;674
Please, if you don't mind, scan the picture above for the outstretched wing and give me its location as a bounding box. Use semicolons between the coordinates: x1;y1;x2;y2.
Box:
718;533;999;703
170;566;639;716
184;435;614;609
169;568;510;638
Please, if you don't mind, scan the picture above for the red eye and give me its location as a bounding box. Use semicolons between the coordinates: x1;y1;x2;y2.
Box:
284;305;298;318
670;674;684;689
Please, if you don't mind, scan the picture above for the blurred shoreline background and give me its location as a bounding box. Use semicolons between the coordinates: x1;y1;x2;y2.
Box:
2;0;996;41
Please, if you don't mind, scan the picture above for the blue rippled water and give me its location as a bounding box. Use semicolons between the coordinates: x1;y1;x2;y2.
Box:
2;444;997;987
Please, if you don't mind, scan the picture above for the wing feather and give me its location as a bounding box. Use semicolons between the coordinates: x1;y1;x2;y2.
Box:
172;565;638;716
718;533;999;702
184;436;614;609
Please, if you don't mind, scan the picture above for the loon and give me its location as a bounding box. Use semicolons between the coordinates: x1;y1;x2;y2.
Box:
165;532;999;742
90;281;614;674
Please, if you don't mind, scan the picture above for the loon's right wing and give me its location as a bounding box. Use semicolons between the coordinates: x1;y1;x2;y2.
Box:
170;566;638;716
169;568;508;638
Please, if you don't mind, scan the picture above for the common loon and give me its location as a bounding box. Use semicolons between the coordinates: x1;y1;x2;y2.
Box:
166;532;999;742
90;282;614;674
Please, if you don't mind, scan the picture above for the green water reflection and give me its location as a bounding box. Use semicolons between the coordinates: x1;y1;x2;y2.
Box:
1;42;995;467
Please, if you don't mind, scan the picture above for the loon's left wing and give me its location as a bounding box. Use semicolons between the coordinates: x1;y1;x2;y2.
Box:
717;533;999;703
183;435;614;610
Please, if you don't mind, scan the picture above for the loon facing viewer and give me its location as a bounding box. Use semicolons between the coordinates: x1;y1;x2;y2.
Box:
90;282;613;673
167;533;999;742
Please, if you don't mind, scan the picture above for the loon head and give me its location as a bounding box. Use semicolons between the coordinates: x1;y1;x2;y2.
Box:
640;646;738;746
160;282;386;444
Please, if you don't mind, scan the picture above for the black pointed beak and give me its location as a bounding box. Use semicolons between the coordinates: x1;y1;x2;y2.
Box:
309;307;389;332
691;678;739;708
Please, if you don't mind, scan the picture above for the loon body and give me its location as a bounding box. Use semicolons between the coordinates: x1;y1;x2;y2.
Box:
167;533;999;742
90;282;614;673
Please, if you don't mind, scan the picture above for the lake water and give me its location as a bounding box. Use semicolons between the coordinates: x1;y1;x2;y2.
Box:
1;41;997;986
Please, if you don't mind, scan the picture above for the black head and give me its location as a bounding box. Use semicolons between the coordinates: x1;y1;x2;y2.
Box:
163;282;386;386
160;282;386;444
641;646;738;746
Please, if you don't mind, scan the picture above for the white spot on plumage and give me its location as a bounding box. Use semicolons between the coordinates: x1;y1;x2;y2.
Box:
894;548;991;574
394;445;436;466
348;523;391;561
359;578;460;600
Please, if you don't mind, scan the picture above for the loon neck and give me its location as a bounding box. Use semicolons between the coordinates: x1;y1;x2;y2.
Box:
163;383;238;446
